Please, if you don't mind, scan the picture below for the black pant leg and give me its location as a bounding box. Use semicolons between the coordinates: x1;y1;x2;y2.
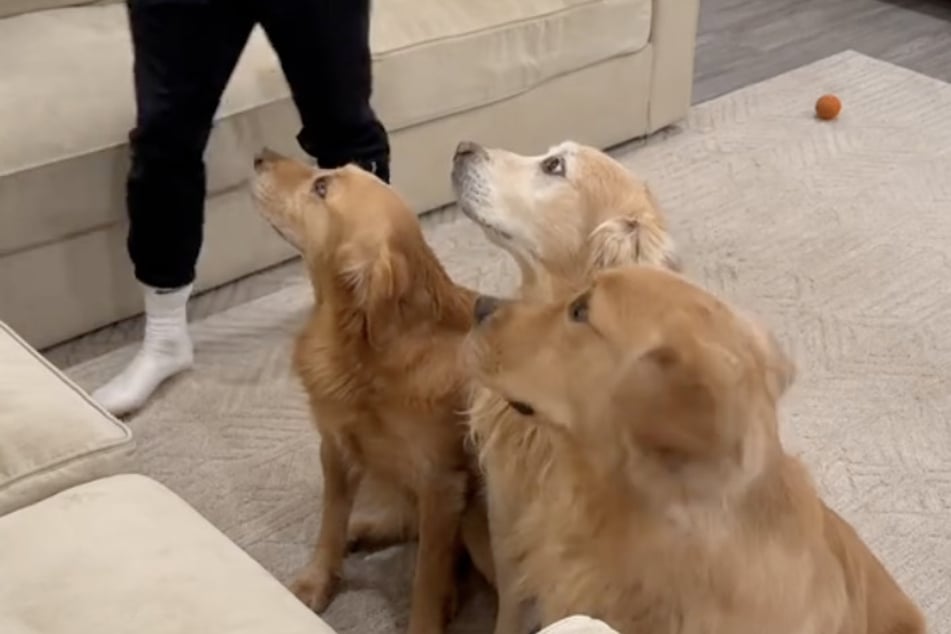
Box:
126;0;255;289
257;0;390;181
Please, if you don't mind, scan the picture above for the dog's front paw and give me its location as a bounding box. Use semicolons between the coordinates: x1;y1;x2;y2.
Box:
289;565;337;613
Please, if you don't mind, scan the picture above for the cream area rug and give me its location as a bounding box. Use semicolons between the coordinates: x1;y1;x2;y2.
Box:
68;51;950;631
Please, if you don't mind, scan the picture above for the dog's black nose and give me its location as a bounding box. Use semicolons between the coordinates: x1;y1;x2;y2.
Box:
254;147;283;170
454;140;484;161
474;295;502;324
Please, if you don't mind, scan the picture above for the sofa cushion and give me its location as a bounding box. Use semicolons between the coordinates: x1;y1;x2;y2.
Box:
372;0;652;128
0;0;651;258
0;0;113;21
0;321;133;516
0;474;336;634
0;5;290;258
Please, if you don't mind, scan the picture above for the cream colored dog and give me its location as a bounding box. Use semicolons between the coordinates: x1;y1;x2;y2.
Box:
451;140;680;633
452;140;679;300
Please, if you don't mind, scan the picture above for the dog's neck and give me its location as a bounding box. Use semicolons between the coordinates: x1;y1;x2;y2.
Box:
401;241;478;330
544;407;785;523
517;265;588;302
305;244;476;344
634;423;786;520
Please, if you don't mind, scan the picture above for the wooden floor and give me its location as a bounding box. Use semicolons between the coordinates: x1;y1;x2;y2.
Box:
43;0;951;368
694;0;951;103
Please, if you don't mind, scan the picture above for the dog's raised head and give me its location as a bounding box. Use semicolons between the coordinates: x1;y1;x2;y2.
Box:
252;149;464;348
466;266;794;501
451;141;679;292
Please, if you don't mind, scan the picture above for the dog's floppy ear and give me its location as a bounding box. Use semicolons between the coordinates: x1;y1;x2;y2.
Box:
741;313;796;401
586;187;680;273
336;242;410;347
611;335;740;464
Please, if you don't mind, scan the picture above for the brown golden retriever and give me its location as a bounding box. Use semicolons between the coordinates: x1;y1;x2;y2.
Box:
251;150;487;634
451;140;680;632
465;265;925;634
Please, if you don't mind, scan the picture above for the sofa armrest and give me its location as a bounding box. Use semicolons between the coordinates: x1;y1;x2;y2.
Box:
646;0;700;132
0;321;134;516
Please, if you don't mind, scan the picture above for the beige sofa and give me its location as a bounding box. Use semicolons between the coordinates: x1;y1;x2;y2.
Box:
0;0;699;350
0;320;338;633
0;313;624;631
0;327;626;632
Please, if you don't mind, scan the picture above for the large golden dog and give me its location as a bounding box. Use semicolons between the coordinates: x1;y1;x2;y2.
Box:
252;150;487;634
466;265;925;634
451;140;680;632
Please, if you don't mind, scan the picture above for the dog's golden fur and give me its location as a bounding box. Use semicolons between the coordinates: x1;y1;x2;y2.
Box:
252;150;486;634
466;265;925;634
452;140;679;302
451;141;681;632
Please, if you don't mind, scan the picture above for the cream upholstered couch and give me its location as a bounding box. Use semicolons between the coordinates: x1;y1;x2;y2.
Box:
0;324;613;634
0;331;621;632
0;312;623;633
0;0;699;350
0;320;338;633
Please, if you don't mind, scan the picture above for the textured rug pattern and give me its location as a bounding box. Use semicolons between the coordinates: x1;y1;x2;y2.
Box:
68;51;950;631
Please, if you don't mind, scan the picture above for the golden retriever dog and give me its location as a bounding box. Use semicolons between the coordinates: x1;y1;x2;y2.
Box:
451;140;680;632
251;149;488;634
465;265;925;634
451;140;680;300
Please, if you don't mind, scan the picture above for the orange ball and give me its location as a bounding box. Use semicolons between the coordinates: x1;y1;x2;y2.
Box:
815;94;842;120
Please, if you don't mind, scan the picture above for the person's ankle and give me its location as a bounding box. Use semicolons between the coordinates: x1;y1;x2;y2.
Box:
90;283;194;416
315;151;390;183
142;282;192;348
354;156;390;183
141;324;192;359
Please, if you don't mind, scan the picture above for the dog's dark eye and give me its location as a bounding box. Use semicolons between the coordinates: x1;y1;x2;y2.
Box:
507;400;535;416
540;155;565;177
313;176;329;198
568;294;589;323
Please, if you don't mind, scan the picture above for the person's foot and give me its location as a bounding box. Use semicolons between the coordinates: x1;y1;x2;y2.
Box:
92;284;194;417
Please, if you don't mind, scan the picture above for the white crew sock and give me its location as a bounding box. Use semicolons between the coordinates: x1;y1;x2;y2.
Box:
92;283;194;416
538;617;619;634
